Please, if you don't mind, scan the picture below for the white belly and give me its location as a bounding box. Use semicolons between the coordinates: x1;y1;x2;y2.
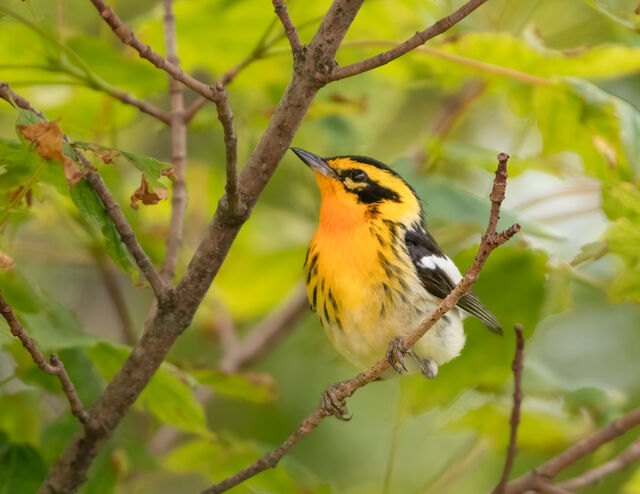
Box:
322;286;466;371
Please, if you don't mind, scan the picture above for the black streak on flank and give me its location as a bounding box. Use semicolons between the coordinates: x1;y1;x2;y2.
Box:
328;289;339;313
308;253;319;272
311;285;317;312
323;303;330;325
378;251;394;280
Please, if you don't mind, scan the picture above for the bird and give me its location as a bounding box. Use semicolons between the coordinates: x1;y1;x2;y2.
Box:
292;147;501;385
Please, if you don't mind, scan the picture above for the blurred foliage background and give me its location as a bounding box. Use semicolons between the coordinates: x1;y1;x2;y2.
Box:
1;0;640;492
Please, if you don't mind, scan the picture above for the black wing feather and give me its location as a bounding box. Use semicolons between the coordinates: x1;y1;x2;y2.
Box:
405;229;502;335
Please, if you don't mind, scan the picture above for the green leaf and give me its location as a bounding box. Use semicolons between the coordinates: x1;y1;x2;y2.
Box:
529;302;640;395
582;0;640;29
567;78;640;180
69;178;136;276
0;271;97;353
607;217;640;257
0;432;47;494
119;150;173;189
74;142;173;189
603;182;640;222
190;369;277;404
87;343;211;437
15;108;42;128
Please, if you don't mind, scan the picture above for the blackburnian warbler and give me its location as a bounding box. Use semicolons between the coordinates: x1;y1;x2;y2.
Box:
293;148;501;381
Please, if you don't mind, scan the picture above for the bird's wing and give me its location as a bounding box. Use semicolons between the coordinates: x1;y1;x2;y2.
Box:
405;229;502;334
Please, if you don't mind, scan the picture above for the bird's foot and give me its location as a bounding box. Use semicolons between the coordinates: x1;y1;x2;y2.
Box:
386;338;438;378
386;337;408;374
321;382;350;421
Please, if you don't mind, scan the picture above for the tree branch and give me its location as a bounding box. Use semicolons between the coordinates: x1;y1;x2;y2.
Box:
88;0;222;103
272;0;303;56
37;0;493;490
0;82;168;300
215;84;240;215
39;2;367;492
98;84;170;124
505;406;640;493
492;324;525;494
557;437;640;491
0;290;89;425
90;0;239;217
202;152;520;494
83;170;168;299
329;0;490;81
160;0;188;283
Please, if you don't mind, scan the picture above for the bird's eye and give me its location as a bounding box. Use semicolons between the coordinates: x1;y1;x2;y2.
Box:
350;169;367;182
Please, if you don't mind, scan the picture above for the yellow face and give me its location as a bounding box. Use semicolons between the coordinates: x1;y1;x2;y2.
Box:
312;155;423;230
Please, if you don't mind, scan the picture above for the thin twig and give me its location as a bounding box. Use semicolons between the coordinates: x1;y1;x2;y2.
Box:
329;0;490;81
272;0;303;55
0;291;89;424
83;170;168;298
0;82;168;300
88;0;221;103
219;282;309;373
215;84;240;215
492;324;525;494
101;85;170;124
202;153;520;494
160;0;188;283
505;407;640;493
557;437;640;491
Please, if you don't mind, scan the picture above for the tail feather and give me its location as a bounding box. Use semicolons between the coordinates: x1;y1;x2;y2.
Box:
458;290;502;335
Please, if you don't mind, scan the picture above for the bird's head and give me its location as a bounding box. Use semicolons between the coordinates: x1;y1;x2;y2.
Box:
292;147;422;229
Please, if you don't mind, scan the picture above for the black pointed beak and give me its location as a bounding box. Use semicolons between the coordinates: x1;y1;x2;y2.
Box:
290;147;338;179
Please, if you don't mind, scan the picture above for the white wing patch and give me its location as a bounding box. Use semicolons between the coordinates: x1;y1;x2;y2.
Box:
418;255;463;284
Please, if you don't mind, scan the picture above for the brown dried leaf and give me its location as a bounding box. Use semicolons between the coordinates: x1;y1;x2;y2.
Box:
130;176;169;210
18;120;85;187
87;144;120;164
17;120;64;162
63;157;85;187
0;251;14;270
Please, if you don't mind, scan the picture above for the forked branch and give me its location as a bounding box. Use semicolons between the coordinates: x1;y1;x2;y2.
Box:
0;291;89;425
202;152;520;494
505;406;640;493
88;0;222;103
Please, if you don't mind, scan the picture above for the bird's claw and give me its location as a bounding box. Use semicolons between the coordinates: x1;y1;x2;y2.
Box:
321;383;351;421
386;337;438;379
386;337;408;375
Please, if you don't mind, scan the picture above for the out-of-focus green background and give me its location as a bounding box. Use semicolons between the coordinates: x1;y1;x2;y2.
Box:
2;0;640;492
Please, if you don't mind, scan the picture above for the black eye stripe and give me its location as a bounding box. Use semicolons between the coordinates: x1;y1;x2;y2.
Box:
337;167;401;204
